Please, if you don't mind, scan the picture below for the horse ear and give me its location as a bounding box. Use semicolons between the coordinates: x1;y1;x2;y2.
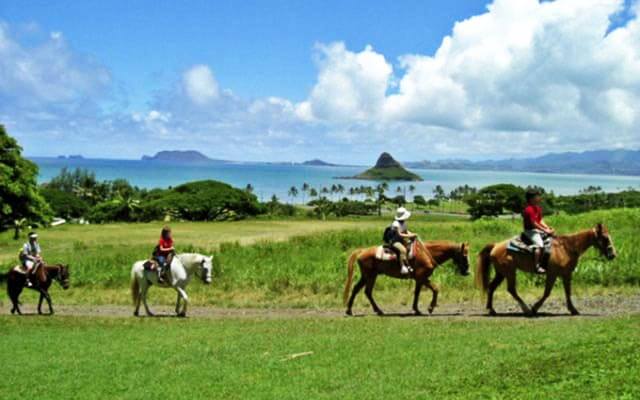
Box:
596;222;603;233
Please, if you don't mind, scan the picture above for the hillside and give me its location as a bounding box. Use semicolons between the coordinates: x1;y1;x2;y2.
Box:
405;149;640;176
348;152;423;181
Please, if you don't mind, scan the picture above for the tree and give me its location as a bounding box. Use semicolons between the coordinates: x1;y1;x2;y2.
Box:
245;184;254;194
288;186;299;203
0;125;51;232
301;182;310;203
465;184;526;219
433;185;446;201
413;195;427;206
309;188;318;201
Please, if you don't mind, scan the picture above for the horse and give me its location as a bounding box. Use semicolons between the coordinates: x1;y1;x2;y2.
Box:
476;223;616;316
0;263;70;315
130;253;213;317
344;240;470;316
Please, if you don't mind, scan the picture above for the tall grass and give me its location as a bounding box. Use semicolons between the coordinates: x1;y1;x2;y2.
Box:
1;209;638;306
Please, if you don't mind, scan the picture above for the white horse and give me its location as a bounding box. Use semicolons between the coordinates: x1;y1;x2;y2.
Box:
131;253;213;317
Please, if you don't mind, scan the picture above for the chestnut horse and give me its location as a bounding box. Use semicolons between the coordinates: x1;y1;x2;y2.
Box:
344;240;470;316
476;223;616;316
0;264;70;315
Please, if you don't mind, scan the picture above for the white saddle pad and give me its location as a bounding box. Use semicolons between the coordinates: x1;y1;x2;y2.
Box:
12;265;27;274
375;242;417;261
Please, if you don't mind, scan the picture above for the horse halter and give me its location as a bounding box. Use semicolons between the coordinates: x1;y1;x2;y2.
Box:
593;227;616;260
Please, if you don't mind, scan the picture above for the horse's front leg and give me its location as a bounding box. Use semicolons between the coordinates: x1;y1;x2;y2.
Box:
37;292;44;315
412;278;423;315
531;272;557;315
175;286;189;317
175;292;181;315
43;290;54;315
424;280;439;314
562;274;579;315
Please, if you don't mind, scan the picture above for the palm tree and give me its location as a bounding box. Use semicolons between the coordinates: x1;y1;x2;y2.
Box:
288;186;299;204
245;183;254;194
301;182;310;204
309;188;318;200
330;184;338;201
321;187;329;199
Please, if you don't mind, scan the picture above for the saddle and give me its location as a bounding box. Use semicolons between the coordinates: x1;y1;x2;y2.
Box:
507;233;553;255
375;241;418;261
143;259;159;271
12;265;28;274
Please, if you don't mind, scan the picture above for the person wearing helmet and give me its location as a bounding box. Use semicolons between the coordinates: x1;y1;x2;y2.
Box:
391;207;417;275
20;231;42;287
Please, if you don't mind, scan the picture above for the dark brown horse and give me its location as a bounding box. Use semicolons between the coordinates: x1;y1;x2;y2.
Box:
476;223;616;316
344;240;470;316
0;264;70;315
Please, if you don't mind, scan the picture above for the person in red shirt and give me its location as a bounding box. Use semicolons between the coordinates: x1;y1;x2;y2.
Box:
523;190;555;274
154;226;175;283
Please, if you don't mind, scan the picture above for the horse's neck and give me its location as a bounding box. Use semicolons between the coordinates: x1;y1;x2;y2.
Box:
425;242;456;266
561;230;594;256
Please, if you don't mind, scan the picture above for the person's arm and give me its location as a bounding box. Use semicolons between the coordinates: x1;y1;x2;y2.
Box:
532;220;554;235
159;241;175;252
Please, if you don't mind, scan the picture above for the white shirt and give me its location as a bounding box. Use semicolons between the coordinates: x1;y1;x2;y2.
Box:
392;220;408;233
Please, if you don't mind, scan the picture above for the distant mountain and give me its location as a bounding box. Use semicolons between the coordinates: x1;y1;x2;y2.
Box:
57;154;84;160
302;159;337;167
141;150;225;163
405;149;640;176
346;152;423;181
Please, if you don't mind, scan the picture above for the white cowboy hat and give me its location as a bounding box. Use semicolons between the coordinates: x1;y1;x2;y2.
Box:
28;232;38;239
395;207;411;221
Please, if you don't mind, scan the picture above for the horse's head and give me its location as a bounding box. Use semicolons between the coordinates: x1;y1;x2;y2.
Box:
454;243;471;276
594;223;616;260
199;256;213;284
57;265;70;290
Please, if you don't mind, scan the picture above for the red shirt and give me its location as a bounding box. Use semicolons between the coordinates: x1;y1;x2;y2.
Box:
523;205;542;230
158;237;174;256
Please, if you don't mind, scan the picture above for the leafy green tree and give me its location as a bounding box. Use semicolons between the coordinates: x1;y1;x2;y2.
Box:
466;184;525;219
0;125;51;232
413;195;427;206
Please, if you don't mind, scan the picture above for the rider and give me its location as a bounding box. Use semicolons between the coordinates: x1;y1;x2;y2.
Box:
154;226;175;283
20;231;42;287
522;189;555;274
390;207;417;275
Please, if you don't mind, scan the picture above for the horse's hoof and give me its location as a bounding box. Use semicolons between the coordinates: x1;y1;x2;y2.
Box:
375;310;384;316
177;313;186;318
428;307;435;315
414;309;423;316
488;309;497;316
570;309;580;316
345;309;353;316
10;309;15;315
133;311;139;317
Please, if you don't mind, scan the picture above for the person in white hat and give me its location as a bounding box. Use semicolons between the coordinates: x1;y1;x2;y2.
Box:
390;207;417;275
20;231;42;287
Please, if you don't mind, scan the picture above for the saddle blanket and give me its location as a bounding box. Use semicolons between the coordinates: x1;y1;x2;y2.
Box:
12;265;27;274
375;241;417;261
507;234;553;254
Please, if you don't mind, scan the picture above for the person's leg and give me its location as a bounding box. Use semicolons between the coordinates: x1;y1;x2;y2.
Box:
392;242;411;275
24;260;34;287
156;256;166;282
526;231;546;274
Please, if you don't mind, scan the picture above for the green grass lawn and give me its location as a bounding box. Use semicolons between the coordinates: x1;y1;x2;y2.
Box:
0;315;638;399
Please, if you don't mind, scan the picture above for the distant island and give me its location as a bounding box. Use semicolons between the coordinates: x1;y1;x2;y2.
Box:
302;159;338;167
57;155;84;160
141;150;226;163
344;152;423;181
404;149;640;176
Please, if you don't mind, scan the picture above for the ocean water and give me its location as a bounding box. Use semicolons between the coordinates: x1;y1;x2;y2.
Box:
32;157;640;202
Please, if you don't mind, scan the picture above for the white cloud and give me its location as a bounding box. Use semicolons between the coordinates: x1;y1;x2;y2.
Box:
300;42;393;123
183;64;219;105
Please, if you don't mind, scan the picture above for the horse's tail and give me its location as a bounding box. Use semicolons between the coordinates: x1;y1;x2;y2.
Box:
130;273;140;305
476;244;495;292
343;249;361;305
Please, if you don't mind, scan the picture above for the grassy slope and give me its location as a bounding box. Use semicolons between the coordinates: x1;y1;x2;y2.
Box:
0;315;638;399
0;209;638;309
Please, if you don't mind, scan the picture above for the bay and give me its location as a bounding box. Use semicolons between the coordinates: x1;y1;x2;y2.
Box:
32;157;640;202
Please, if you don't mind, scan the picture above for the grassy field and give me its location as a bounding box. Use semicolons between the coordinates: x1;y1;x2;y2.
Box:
1;208;639;310
0;314;638;399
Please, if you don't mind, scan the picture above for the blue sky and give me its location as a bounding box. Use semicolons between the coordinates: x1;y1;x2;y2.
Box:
1;0;639;162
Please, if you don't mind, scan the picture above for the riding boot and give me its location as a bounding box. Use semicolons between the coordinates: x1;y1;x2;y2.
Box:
157;266;165;283
534;249;546;274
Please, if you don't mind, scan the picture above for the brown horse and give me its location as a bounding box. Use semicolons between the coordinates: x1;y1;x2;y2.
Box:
0;264;70;315
344;240;470;316
476;223;616;316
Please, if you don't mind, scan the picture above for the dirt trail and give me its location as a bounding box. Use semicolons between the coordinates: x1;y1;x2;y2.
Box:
7;295;639;319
